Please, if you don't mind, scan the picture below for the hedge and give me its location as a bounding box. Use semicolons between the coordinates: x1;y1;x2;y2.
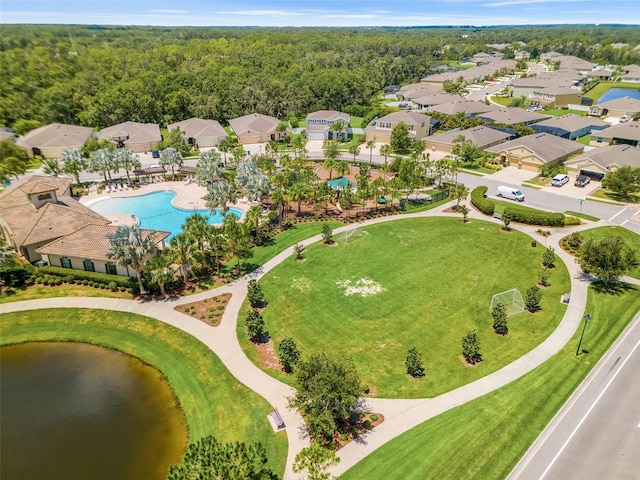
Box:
470;186;495;216
0;264;36;288
564;216;582;226
503;206;565;227
38;266;136;289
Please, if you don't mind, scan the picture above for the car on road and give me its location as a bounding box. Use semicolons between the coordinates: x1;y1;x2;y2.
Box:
551;174;569;187
574;175;591;187
152;150;160;158
496;185;525;202
619;114;630;123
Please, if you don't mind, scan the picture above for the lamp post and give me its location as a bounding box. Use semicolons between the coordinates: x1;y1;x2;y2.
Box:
575;314;591;356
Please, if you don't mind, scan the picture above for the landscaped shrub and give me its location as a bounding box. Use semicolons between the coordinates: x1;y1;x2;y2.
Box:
470;186;495;216
47;278;57;286
65;275;75;283
503;206;565;227
108;281;117;292
38;266;135;289
0;264;36;288
369;414;379;422
564;216;581;226
363;420;372;429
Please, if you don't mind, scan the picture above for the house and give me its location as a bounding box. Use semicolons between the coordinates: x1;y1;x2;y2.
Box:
620;65;640;83
509;77;583;109
485;133;584;171
364;111;434;144
590;122;640;147
564;144;640;180
426;100;497;117
0;176;110;262
0;128;15;142
586;68;614;81
305;111;350;141
411;93;464;111
421;59;516;88
384;85;401;95
15;123;93;159
530;114;609;140
476;108;547;126
589;97;640;118
228;113;282;144
424;126;512;154
99;121;162;153
167;118;228;148
397;83;442;101
37;224;168;277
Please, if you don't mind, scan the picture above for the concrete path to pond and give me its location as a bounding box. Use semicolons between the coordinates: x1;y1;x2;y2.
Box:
3;202;632;479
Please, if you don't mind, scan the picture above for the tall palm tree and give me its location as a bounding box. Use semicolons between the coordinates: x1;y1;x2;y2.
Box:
450;183;470;209
183;213;211;252
61;148;86;184
379;144;392;167
42;157;63;176
322;140;341;166
330;119;347;141
336;160;350;179
244;205;264;244
115;148;141;185
149;266;174;299
168;232;196;283
218;137;236;165
205;178;237;214
366;140;376;166
323;158;337;180
89;148;117;183
348;144;361;163
159;147;183;178
107;225;156;295
289;181;310;216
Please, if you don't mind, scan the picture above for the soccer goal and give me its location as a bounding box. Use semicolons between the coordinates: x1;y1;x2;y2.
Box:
339;222;366;244
490;289;525;317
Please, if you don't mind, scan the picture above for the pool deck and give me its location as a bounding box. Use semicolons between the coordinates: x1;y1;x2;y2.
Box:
80;180;252;225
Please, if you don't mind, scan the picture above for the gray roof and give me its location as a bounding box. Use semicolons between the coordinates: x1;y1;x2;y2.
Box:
229;113;280;135
372;110;431;125
596;122;640;141
99;121;161;144
412;93;464;107
167;118;227;140
0;129;15;142
427;100;497;116
425;126;512;148
486;133;584;164
566;144;640;170
305;110;350;123
594;96;640;113
531;114;609;132
477;108;548;125
16;123;93;151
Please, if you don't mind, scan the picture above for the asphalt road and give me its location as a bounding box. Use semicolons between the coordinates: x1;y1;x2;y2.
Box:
509;314;640;480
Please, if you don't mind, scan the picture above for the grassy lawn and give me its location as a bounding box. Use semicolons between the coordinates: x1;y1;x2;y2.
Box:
576;134;591;146
570;226;640;279
524;175;548;186
337;134;365;151
584;82;640;101
0;283;132;304
350;116;364;128
489;95;512;107
543;109;588;117
0;309;287;476
564;210;599;222
341;282;640;479
492;200;557;216
590;188;640;204
243;217;570;398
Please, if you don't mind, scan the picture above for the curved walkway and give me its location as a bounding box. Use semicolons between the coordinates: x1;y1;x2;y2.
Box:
2;203;616;479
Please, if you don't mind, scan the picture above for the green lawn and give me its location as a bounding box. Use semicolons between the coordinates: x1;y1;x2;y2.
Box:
489;95;512;107
543;109;588;117
570;226;640;279
584;82;640;101
350;116;365;128
243;217;570;398
0;309;287;476
590;188;640;204
341;282;640;480
0;283;132;304
564;210;600;222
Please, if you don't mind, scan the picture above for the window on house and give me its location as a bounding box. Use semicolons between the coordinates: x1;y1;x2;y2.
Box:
83;259;95;272
61;257;72;269
106;263;117;275
37;193;52;201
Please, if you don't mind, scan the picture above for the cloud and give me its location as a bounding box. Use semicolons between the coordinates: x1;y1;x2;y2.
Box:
151;10;187;14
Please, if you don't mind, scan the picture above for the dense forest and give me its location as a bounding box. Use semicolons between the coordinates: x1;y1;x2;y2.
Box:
1;24;639;129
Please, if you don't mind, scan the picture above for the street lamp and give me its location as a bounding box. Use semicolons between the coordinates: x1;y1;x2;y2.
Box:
575;314;591;356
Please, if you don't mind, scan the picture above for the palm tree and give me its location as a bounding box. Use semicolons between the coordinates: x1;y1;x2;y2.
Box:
236;159;271;202
366;140;376;166
205;178;237;214
61;148;86;184
149;266;174;299
330;119;347;141
265;140;279;161
196;150;223;188
159;147;183;178
42;157;63;176
379;144;392;167
289;181;310;216
183;213;211;253
244;205;264;244
107;225;156;295
323;158;337;180
336;160;350;179
348;144;361;162
89;148;116;184
322;141;342;167
290;135;307;158
168;231;196;283
218;137;236;165
450;183;469;209
0;244;16;294
114;148;141;185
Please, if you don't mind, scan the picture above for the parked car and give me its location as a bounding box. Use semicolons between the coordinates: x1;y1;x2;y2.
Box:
620;115;630;123
152;150;160;158
496;185;525;202
551;174;569;187
574;175;591;187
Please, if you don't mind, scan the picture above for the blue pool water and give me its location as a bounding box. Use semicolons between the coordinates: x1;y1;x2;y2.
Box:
90;191;242;240
327;177;356;189
596;88;640;103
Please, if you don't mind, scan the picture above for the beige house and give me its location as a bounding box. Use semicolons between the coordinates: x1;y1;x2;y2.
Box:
620;65;640;83
426;100;497;117
167;118;228;148
485;133;584;171
589;122;640;148
565;144;640;180
424;126;512;154
16;123;93;159
305;110;350;141
588;97;640;118
37;224;168;278
476;108;547;126
99;121;162;153
411;93;463;110
364;111;433;144
228;113;282;144
396;83;442;101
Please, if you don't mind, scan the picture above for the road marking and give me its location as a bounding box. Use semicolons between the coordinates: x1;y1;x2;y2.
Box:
637;420;640;428
608;208;627;222
621;219;629;226
539;338;640;480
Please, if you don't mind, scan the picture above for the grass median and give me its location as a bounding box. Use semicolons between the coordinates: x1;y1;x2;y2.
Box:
0;308;287;476
341;282;640;479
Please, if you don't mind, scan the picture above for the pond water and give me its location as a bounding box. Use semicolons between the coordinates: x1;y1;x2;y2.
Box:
596;88;640;103
0;342;188;480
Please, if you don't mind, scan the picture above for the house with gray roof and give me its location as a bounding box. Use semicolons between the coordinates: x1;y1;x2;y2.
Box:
364;111;434;144
620;65;640;83
16;123;93;158
0;128;15;142
426;100;497;117
476;108;547;126
485;133;584;171
590;122;640;147
589;97;640;118
167;118;228;148
305;110;350;141
229;113;282;144
99;121;161;153
530;114;609;140
411;93;464;110
565;144;640;180
397;83;442;101
424;126;512;154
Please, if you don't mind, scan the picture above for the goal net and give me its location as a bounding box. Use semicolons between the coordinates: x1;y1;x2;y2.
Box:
490;289;525;317
339;222;365;244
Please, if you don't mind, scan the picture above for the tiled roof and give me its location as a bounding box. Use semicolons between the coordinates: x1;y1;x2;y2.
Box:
486;133;584;163
477;108;548;125
531;114;609;132
229;113;280;135
596;122;640;141
16;123;93;150
425;126;512;148
566;144;640;170
167;118;227;139
99;121;161;144
306;110;350;123
595;97;640;113
427;100;497;116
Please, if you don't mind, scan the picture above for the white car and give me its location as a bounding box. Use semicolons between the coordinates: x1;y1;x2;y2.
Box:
551;174;570;187
620;115;630;123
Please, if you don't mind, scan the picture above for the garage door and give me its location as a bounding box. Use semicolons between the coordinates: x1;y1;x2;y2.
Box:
579;170;605;181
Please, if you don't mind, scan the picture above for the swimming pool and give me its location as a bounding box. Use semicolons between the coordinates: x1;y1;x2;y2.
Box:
90;191;242;240
327;177;357;189
596;88;640;103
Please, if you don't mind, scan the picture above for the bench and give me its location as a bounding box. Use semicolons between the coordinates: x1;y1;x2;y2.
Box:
270;408;285;430
493;213;502;220
562;293;571;304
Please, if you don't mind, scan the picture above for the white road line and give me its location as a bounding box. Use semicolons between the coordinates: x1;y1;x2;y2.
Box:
539;338;640;480
608;208;627;222
621;220;629;226
637;420;640;428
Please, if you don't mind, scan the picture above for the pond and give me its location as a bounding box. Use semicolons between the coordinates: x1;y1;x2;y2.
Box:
0;342;188;480
596;87;640;103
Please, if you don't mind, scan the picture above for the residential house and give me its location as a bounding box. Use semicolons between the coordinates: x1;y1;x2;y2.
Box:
476;108;547;126
530;114;609;140
16;123;93;158
426;100;497;117
424;126;512;154
620;65;640;83
485;133;584;171
421;59;515;88
411;93;464;111
590;122;640;147
589;97;640;118
397;83;442;101
37;224;168;277
305;110;350;141
99;121;162;153
364;111;434;144
586;68;614;81
228;113;282;144
564;144;640;180
167;118;228;148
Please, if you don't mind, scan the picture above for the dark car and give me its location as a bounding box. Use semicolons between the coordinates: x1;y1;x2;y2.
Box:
152;150;160;158
574;175;591;187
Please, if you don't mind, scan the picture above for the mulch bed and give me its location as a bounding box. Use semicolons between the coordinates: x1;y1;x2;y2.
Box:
174;293;232;327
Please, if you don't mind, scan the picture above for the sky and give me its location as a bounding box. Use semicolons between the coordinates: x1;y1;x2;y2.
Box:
1;0;638;27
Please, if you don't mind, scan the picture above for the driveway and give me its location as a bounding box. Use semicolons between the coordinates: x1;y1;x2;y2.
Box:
489;166;537;185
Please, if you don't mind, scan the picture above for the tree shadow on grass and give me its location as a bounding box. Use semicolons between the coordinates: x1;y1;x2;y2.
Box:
591;280;638;296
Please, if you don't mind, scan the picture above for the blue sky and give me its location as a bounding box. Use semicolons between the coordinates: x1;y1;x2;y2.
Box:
1;0;638;26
